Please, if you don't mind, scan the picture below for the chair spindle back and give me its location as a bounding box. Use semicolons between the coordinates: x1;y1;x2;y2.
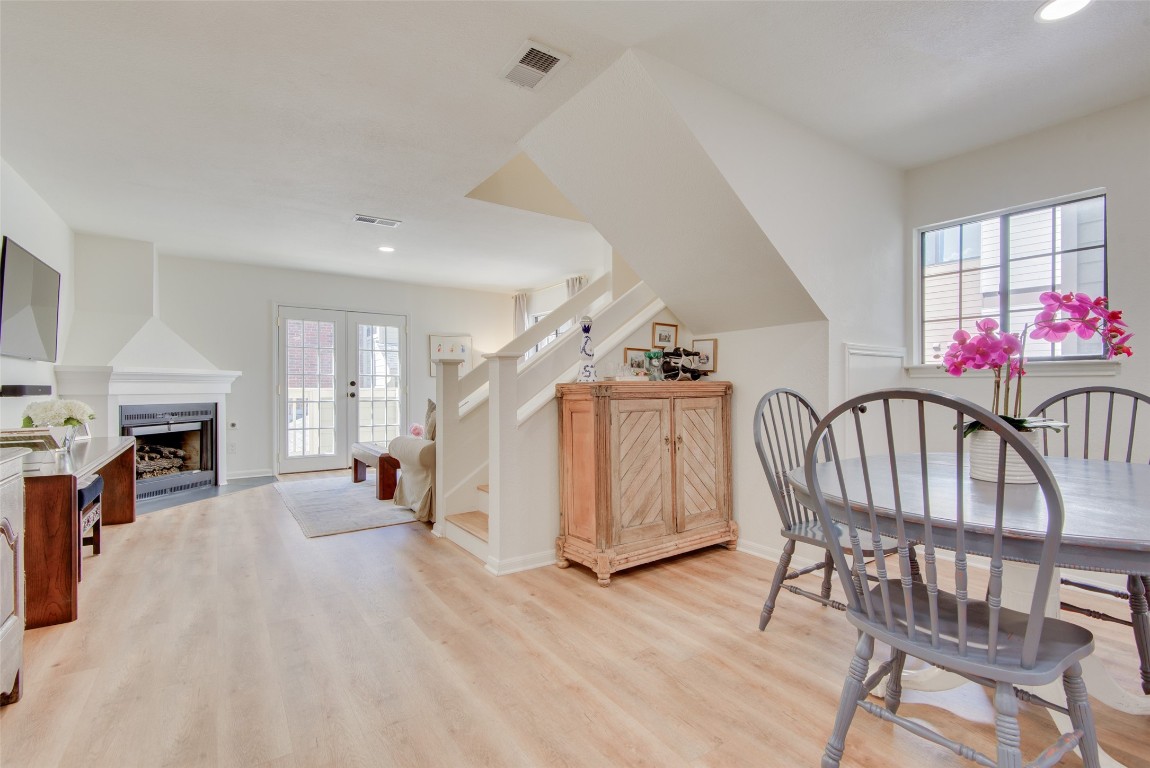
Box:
753;388;826;532
805;389;1066;669
1029;386;1150;464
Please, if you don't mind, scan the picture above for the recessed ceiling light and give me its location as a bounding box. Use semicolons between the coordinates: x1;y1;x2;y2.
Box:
378;246;395;253
1035;0;1093;22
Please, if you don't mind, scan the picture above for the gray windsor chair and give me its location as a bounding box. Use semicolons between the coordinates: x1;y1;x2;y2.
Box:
806;388;1099;768
1029;385;1150;695
751;388;915;631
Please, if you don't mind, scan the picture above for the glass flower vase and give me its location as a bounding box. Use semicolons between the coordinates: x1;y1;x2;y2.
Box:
59;425;78;453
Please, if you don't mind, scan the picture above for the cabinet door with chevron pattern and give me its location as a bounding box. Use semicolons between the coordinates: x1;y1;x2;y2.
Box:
674;396;728;532
610;398;674;546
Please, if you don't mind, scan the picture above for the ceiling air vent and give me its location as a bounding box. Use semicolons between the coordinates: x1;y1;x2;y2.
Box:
352;214;402;228
502;41;568;90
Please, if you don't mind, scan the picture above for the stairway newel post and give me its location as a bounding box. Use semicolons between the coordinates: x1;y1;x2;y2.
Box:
432;359;462;539
486;353;519;574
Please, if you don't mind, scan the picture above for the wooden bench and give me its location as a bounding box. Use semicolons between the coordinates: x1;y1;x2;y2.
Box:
351;442;401;500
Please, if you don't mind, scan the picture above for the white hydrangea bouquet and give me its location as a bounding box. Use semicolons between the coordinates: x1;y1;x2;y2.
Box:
22;399;96;428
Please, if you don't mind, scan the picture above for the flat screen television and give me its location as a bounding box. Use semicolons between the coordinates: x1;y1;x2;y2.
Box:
0;236;62;362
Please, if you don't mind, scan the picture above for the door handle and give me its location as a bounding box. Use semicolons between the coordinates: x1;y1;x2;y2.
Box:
349;380;357;387
349;392;356;398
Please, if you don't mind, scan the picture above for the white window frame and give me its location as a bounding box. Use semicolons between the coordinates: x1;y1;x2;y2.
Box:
907;188;1120;377
523;311;573;360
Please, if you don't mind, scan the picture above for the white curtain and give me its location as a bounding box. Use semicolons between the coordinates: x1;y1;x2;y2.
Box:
565;275;586;299
513;291;529;337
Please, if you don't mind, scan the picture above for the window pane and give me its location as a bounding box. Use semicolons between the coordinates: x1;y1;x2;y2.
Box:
1009;209;1053;261
1059;197;1105;250
920;196;1106;364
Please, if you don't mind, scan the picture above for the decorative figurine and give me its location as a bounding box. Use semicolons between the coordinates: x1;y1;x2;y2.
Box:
645;348;664;380
576;315;596;382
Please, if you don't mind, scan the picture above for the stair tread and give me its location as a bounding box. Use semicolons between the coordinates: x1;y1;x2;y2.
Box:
446;511;488;541
477;484;489;493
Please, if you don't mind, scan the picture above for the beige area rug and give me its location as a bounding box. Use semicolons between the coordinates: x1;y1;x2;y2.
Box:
275;476;417;538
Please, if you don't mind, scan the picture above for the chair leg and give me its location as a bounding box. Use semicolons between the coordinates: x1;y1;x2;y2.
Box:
884;649;907;714
1128;575;1150;695
92;519;101;556
760;539;796;631
821;633;873;768
907;544;922;583
1063;662;1101;768
820;549;834;601
993;680;1024;768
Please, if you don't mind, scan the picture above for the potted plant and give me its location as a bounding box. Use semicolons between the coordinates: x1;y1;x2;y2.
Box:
938;292;1133;482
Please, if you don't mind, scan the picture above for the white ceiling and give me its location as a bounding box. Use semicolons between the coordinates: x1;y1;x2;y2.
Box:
3;1;1148;294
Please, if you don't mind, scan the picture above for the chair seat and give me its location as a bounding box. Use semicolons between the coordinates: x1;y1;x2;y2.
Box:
77;474;103;510
784;520;899;557
850;580;1095;686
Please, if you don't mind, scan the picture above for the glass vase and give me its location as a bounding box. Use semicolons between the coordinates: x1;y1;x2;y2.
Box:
60;425;78;453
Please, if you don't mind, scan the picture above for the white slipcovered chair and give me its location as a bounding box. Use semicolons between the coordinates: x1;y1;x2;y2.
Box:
388;400;436;522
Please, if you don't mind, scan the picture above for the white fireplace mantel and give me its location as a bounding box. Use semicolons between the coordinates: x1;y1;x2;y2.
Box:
54;365;241;484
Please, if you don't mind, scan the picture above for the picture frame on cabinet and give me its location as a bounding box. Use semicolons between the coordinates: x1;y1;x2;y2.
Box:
429;333;472;377
624;347;648;370
692;338;718;373
651;322;678;349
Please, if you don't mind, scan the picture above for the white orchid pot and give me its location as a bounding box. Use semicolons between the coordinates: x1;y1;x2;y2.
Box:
968;429;1041;484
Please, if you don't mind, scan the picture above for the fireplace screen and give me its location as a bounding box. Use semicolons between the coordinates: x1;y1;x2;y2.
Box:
121;403;217;500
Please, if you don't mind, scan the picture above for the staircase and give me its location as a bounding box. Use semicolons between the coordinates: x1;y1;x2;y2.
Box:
444;484;489;560
434;274;666;573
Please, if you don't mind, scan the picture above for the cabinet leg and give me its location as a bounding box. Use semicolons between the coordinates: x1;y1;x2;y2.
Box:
597;574;611;587
0;671;21;706
556;558;570;569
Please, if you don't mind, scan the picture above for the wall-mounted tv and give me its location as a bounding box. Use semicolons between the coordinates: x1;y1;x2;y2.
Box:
0;236;62;363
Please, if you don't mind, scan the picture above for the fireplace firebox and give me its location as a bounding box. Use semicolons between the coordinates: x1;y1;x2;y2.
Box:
120;403;217;501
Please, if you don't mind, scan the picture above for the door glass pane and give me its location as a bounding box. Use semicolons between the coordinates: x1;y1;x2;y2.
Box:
285;318;337;458
355;321;403;443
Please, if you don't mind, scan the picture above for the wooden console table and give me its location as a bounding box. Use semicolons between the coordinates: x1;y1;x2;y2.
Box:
21;437;135;628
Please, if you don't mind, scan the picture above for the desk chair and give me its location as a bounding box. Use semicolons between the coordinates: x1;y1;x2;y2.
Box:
808;389;1099;768
752;388;916;631
76;474;103;582
1030;385;1150;695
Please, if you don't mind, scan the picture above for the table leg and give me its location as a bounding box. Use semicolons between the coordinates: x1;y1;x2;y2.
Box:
376;456;400;501
352;458;366;484
1129;575;1150;696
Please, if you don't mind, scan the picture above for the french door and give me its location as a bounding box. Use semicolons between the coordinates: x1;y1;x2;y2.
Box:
276;306;406;473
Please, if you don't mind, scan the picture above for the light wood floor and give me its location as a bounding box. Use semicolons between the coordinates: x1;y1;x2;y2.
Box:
2;476;1147;767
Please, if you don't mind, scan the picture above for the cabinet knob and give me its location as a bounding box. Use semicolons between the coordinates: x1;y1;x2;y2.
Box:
664;435;670;446
676;435;683;446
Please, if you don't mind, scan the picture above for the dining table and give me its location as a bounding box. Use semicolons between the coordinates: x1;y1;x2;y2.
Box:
788;454;1150;768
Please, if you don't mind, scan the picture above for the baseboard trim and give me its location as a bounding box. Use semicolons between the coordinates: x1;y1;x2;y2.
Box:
228;469;276;481
485;550;556;576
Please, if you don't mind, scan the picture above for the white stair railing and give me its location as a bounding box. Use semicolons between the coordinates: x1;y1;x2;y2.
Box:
435;275;666;573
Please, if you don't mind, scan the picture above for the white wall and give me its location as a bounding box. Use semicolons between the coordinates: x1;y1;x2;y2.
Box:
157;255;512;477
635;51;906;409
620;53;904;561
0;159;74;427
904;96;1150;407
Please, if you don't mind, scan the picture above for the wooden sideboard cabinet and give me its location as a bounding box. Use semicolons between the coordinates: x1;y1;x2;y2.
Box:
556;381;737;586
22;437;135;628
1;447;31;705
